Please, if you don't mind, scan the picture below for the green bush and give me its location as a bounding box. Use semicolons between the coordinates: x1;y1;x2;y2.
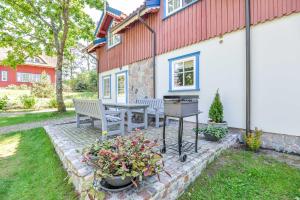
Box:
20;95;36;109
0;96;8;110
31;71;54;98
244;128;263;152
66;71;98;92
209;89;224;123
196;125;228;140
49;98;58;108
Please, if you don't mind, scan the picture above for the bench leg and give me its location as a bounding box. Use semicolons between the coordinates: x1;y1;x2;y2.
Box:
144;108;148;129
155;113;160;128
90;117;94;127
76;114;80;128
120;110;125;136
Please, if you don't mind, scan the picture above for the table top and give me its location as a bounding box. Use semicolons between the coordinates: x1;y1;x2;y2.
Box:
104;103;149;109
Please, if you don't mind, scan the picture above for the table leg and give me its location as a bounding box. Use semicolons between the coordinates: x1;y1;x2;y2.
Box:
144;108;148;129
127;110;133;132
162;115;167;153
178;118;182;156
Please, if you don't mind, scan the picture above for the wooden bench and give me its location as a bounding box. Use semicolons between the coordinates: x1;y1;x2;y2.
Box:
135;98;169;128
73;99;125;140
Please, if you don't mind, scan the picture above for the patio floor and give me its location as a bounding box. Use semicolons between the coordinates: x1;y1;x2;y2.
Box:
44;119;240;200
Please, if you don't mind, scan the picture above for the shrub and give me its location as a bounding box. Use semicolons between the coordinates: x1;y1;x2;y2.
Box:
20;95;36;109
83;132;167;185
0;96;8;110
196;125;228;141
6;84;18;90
64;100;74;108
19;84;29;90
31;71;54;98
49;98;58;108
209;89;224;123
244;128;263;152
66;71;98;92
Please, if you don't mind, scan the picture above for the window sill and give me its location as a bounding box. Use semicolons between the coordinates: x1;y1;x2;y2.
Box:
163;0;199;20
103;96;111;99
168;88;200;92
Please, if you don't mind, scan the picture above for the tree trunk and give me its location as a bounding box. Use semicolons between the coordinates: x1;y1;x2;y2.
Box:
56;53;66;112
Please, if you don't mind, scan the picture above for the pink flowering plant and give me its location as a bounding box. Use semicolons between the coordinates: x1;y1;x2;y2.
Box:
83;132;168;186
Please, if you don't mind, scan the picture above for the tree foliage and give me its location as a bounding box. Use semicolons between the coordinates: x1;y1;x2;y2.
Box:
0;0;103;111
31;71;54;98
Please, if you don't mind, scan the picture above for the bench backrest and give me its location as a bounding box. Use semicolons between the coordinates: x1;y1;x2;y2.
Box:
73;99;105;120
136;98;164;113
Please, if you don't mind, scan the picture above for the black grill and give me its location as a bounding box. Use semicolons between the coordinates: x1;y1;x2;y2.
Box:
163;95;199;117
161;95;201;162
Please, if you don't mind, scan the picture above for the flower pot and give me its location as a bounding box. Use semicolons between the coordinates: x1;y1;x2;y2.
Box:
208;121;228;129
105;176;133;187
203;133;220;142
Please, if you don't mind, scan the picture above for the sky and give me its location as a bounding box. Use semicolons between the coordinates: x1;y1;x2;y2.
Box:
85;0;145;23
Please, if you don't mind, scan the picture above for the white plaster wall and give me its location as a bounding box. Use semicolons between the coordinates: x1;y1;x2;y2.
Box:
155;13;300;136
98;66;128;104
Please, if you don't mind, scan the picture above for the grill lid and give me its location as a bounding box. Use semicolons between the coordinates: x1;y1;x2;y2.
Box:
163;95;199;102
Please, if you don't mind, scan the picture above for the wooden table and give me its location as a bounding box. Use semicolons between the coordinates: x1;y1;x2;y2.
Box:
104;103;149;132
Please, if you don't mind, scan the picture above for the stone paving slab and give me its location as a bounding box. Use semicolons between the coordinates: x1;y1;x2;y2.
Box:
44;120;240;200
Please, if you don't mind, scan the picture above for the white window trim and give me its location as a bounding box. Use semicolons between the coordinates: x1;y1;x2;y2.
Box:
107;21;121;49
1;71;8;81
165;0;197;17
171;56;196;91
102;76;111;99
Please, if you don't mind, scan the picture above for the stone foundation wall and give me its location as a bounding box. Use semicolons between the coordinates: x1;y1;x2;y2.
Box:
261;132;300;155
128;58;154;103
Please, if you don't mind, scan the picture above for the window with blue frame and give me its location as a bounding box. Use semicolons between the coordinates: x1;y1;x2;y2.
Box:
107;21;121;48
169;52;200;91
165;0;197;17
102;75;111;98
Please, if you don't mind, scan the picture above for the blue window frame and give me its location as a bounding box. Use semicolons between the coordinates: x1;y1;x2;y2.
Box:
164;0;198;19
169;51;200;92
102;75;111;99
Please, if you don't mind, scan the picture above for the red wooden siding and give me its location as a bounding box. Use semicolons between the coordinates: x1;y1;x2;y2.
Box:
0;65;55;87
98;0;300;72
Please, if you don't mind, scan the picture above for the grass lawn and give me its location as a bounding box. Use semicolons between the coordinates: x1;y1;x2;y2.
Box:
180;149;300;200
0;111;75;127
0;128;77;200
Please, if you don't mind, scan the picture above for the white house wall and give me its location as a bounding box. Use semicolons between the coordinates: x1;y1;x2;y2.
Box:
155;13;300;136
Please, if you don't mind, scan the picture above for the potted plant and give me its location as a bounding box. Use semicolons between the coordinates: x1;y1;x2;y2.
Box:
196;125;228;141
83;133;166;188
208;89;227;129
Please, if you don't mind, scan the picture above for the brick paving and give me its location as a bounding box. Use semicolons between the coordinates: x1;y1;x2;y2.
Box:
44;120;240;200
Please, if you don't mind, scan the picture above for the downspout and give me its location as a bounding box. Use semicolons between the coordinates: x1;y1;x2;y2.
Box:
138;11;156;98
245;0;251;135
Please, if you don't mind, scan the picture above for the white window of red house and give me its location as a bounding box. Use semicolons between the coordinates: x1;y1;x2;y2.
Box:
107;21;121;48
1;71;8;81
16;72;49;83
166;0;197;16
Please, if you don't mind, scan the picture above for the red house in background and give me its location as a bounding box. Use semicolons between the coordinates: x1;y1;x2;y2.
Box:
0;48;56;87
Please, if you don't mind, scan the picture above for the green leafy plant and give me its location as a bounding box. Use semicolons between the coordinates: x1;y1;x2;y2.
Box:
244;128;263;151
20;95;36;109
83;132;169;187
31;72;54;98
0;96;8;110
196;125;228;141
209;89;224;123
49;98;58;108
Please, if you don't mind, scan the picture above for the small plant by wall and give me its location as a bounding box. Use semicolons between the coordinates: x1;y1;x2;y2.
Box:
244;128;263;152
209;89;224;123
0;96;8;110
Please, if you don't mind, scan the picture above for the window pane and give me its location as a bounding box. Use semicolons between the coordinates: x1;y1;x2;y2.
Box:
174;62;184;73
103;78;110;97
118;76;125;96
184;71;194;86
174;73;184;87
174;0;181;10
184;60;194;72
